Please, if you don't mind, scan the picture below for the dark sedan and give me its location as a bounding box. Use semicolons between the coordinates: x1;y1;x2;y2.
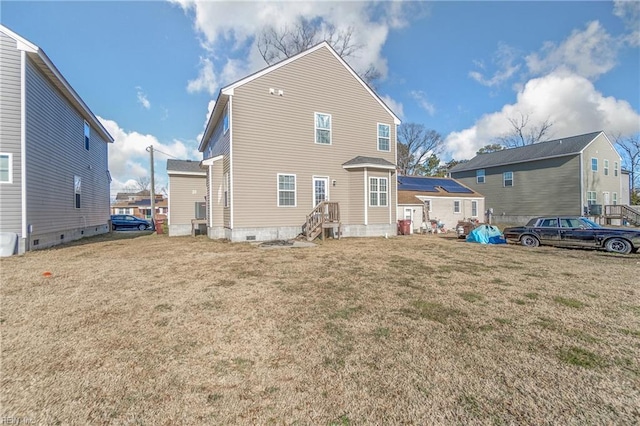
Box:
503;216;640;254
110;215;151;231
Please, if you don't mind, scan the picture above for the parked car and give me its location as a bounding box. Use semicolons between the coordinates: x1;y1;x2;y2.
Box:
110;215;151;231
503;216;640;254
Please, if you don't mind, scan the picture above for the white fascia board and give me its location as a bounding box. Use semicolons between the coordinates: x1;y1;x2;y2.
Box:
199;92;226;152
201;155;224;166
343;163;396;170
167;171;206;177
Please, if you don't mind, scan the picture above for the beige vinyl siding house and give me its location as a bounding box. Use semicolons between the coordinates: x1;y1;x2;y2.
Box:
199;42;400;242
0;25;113;255
450;131;623;224
167;159;206;236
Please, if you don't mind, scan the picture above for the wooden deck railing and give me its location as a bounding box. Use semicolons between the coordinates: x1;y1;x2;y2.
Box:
305;201;341;241
603;205;640;226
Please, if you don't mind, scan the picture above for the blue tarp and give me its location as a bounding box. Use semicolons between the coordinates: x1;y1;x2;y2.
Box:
466;225;507;244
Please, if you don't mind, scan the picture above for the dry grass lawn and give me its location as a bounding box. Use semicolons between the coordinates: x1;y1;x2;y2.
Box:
1;232;639;424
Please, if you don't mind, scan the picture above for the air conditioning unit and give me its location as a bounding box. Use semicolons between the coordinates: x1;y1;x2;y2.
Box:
589;204;602;216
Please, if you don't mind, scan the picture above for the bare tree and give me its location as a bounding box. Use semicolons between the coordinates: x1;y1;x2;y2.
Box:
614;133;640;201
397;123;445;176
134;176;151;192
476;144;505;155
496;113;553;148
257;17;380;85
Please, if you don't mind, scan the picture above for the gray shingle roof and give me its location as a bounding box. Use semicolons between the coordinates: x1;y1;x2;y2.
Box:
342;156;396;168
166;159;204;174
449;131;603;173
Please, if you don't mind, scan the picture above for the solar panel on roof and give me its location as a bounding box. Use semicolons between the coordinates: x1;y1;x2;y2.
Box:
398;176;474;194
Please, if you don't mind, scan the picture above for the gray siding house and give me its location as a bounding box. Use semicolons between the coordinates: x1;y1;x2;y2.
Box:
450;131;623;223
167;159;206;236
198;42;401;242
0;25;113;254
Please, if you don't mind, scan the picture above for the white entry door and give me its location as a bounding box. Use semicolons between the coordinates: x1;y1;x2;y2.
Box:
404;207;413;234
313;177;329;207
603;192;610;205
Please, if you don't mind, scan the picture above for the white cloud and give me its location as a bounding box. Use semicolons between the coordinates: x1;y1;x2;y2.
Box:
173;0;424;95
469;42;521;87
196;99;216;143
380;95;404;120
136;86;151;109
525;21;618;80
410;90;435;116
613;0;640;47
445;71;640;160
99;116;200;193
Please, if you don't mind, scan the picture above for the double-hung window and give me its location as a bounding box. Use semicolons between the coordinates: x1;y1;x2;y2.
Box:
591;158;598;172
74;175;81;208
613;192;618;205
453;200;461;214
0;153;12;183
278;174;296;207
604;160;609;176
369;177;388;207
614;161;618;177
471;200;478;217
223;172;229;207
315;113;331;144
84;121;90;150
476;169;485;184
503;171;513;187
377;123;390;151
587;191;597;205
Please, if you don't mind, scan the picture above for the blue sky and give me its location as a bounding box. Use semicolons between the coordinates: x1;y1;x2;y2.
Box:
2;1;639;195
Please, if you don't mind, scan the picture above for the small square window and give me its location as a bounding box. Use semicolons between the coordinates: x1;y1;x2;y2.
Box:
503;171;513;187
476;169;485;184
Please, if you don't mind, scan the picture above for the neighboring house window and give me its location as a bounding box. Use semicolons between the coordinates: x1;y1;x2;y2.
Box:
223;172;229;207
423;199;432;213
74;175;81;208
278;174;296;207
84;121;90;150
591;158;598;172
223;105;229;134
471;200;478;217
614;161;619;177
503;171;513;187
587;191;597;205
604;160;609;176
0;153;12;183
369;177;388;207
315;113;331;144
476;169;485;184
613;192;618;205
378;123;390;151
454;200;461;214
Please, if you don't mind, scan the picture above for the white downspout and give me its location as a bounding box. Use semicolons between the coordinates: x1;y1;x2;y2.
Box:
364;168;368;226
20;50;28;249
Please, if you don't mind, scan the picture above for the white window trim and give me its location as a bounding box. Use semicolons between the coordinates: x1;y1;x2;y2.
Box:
476;169;485;184
223;172;229;208
591;157;598;172
587;191;597;205
471;200;478;217
84;120;90;151
277;173;297;207
503;171;513;187
74;175;81;209
369;176;388;207
377;122;390;152
614;161;619;176
223;104;229;135
0;153;13;184
604;159;609;176
613;192;618;205
314;112;332;145
453;200;461;214
312;175;330;208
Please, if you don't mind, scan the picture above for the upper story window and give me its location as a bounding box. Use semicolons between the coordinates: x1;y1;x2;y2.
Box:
315;113;331;145
223;105;229;134
278;174;296;207
453;200;461;214
369;177;388;207
591;158;598;172
503;171;513;187
0;153;12;183
377;123;390;151
476;169;485;184
84;121;90;150
604;159;609;176
74;175;81;208
614;161;619;177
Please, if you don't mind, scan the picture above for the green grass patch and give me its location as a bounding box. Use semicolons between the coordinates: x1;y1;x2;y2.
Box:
154;303;172;312
534;317;559;331
524;292;539;300
411;300;465;324
512;299;527;305
495;318;512;325
557;346;606;369
553;296;586;309
619;328;640;338
459;292;484;303
373;327;390;338
330;306;362;320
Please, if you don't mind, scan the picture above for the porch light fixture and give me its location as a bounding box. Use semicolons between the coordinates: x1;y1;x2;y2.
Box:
332;179;336;187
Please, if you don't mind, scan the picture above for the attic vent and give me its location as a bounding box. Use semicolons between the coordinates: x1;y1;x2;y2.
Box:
33;239;39;246
60;234;64;240
246;235;256;241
